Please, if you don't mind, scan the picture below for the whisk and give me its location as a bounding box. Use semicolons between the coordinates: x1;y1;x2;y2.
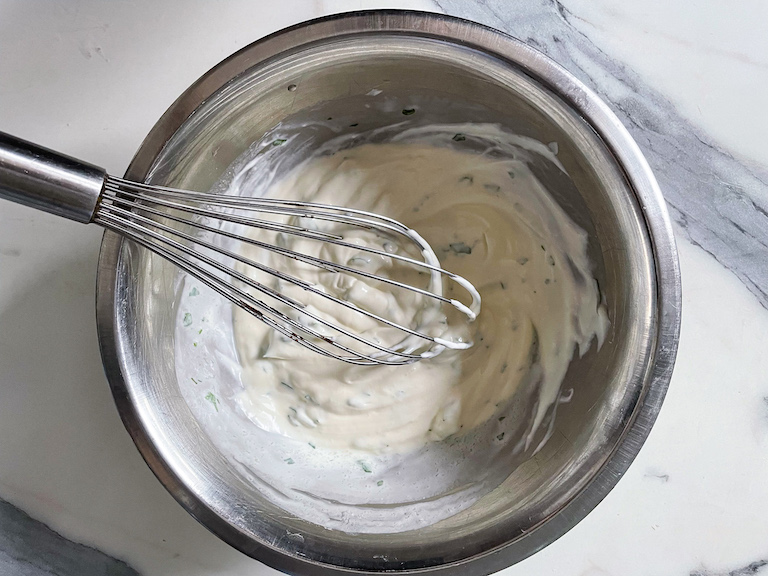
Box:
0;131;480;365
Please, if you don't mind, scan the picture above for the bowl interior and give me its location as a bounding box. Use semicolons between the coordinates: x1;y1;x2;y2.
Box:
106;31;656;573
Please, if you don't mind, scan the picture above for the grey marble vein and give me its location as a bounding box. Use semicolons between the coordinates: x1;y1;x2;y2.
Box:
435;0;768;307
690;559;768;576
0;498;140;576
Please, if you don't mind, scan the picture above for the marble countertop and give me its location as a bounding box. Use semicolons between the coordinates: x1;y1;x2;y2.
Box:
1;1;766;575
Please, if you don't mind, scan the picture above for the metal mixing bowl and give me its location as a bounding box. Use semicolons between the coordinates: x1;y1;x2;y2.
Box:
95;11;681;575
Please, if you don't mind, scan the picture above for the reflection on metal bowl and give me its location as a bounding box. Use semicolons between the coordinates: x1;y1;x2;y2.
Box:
96;10;681;575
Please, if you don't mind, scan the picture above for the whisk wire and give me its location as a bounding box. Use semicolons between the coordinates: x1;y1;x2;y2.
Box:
97;204;430;361
96;177;480;364
106;182;468;291
96;210;421;365
102;189;464;319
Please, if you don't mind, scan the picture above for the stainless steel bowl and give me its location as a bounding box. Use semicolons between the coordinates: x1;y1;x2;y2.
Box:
96;11;681;575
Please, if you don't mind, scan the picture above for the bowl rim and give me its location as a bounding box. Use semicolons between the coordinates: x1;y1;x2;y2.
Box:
96;9;681;575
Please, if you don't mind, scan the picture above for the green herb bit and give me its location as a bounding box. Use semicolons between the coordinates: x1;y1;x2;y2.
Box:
377;480;384;487
308;442;316;449
193;342;198;347
272;139;287;146
191;377;199;385
359;460;372;473
280;381;294;390
205;392;219;412
497;432;505;441
508;170;516;179
449;242;472;255
500;363;508;374
541;245;546;251
401;108;416;115
198;328;203;335
452;133;466;142
500;281;506;289
189;287;199;297
498;416;506;422
183;312;192;327
284;457;295;465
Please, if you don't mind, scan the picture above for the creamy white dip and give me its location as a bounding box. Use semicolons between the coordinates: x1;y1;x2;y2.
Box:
174;123;608;533
231;125;608;455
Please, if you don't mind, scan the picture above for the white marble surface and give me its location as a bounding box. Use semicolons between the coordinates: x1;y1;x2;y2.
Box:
0;1;766;575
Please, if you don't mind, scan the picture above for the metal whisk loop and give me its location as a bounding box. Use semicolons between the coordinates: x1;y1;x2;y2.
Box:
96;177;481;365
105;179;480;317
97;205;425;365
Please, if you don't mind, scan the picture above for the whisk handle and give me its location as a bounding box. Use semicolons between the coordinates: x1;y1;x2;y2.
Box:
0;131;106;223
